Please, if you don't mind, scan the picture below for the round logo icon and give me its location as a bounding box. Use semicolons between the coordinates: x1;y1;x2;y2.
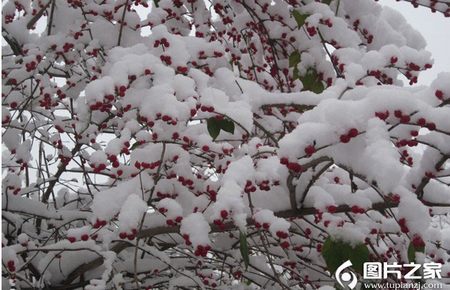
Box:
335;260;358;289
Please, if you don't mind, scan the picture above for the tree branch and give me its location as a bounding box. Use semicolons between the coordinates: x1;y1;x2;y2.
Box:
27;0;52;30
57;198;450;287
416;155;449;199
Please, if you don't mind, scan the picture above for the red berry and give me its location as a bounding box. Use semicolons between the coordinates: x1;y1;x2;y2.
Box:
316;243;322;252
119;232;128;239
425;172;435;178
306;26;316;36
305;228;312;236
220;210;228;219
348;128;358;138
375;111;389;120
280;157;289;165
280;241;290;249
412;235;425;248
304;145;316;156
276;231;288;239
340;134;350;143
351;205;362;214
407;140;417;147
7;260;15;272
426;122;436;131
161;115;171;122
398;218;409;233
177;66;188;74
202;145;210;152
68;236;76;243
417;118;426;126
435;90;444;100
287;162;302;173
327;205;337;213
408;63;420;71
400;115;410;123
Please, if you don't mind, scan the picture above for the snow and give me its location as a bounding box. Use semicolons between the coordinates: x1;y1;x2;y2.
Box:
92;176;153;221
157;198;183;219
222;156;255;187
180;213;211;247
303;186;335;210
118;194;148;230
168;272;204;290
399;194;432;232
360;118;405;192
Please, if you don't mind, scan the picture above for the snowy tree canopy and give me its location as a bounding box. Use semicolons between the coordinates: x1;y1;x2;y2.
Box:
2;0;450;289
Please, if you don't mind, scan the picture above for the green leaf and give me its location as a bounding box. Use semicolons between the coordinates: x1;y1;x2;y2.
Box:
348;243;370;273
221;119;235;134
310;79;325;94
153;0;160;7
322;0;332;5
289;51;301;68
300;68;318;87
207;118;221;140
207;117;235;140
322;238;345;273
292;10;308;28
407;243;415;263
293;67;300;80
300;68;325;94
130;142;141;151
408;242;424;263
239;231;250;270
322;237;369;274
